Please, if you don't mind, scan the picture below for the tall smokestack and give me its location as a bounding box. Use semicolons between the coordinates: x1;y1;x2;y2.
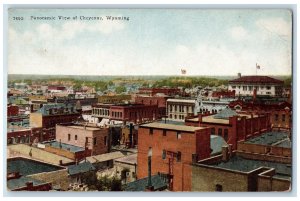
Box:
146;147;154;191
129;123;133;148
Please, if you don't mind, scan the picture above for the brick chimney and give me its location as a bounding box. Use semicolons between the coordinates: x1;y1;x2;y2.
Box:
198;114;203;124
222;146;229;161
26;181;34;190
238;73;242;78
253;88;257;101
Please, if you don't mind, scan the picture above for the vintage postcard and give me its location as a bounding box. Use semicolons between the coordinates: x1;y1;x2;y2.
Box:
6;8;292;192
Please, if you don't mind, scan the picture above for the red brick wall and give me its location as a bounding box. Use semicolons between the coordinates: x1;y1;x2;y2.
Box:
56;125;108;156
7;105;19;116
42;114;80;128
137;127;210;191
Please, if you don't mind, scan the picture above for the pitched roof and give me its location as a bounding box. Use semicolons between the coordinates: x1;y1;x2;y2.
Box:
213;108;238;120
210;135;228;156
123;174;168;191
68;162;95;176
229;76;283;84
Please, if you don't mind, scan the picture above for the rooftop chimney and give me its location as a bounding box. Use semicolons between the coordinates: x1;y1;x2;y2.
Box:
26;181;34;189
253;88;257;101
146;147;154;191
238;73;241;78
222;146;229;162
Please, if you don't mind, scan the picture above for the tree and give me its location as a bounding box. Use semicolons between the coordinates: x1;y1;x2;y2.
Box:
115;86;126;94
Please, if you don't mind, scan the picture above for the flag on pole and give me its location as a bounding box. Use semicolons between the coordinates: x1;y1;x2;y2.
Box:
181;69;187;75
256;63;260;69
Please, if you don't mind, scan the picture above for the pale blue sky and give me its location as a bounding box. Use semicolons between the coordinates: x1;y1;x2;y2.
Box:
8;9;292;76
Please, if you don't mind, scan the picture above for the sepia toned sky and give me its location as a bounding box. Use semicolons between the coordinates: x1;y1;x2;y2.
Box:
8;9;292;76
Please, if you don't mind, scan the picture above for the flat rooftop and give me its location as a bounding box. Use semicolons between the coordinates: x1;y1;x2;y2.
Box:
167;99;196;103
157;120;185;125
7;157;64;176
43;141;85;153
7;144;73;165
66;125;101;131
86;151;126;164
7;176;48;190
245;131;290;147
140;122;205;132
115;153;137;165
211;156;291;179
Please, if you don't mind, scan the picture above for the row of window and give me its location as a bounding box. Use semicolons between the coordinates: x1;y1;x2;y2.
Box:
92;108;109;116
274;114;289;122
149;128;181;139
211;128;229;141
112;111;123;118
169;105;194;113
231;85;272;90
161;150;181;162
67;134;107;146
169;114;185;120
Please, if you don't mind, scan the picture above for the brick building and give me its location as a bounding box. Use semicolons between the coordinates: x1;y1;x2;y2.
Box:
7;105;19;116
211;90;235;99
92;103;159;125
237;131;291;158
228;75;284;97
98;94;132;104
137;122;211;191
167;99;196;121
110;104;159;124
229;99;292;131
56;123;109;156
7;127;55;145
185;108;271;150
138;87;181;96
134;95;170;118
30;103;80;128
191;147;291;192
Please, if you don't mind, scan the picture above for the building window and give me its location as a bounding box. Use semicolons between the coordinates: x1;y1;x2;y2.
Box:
266;86;271;90
162;150;166;160
243;86;247;91
248;86;253;91
275;114;279;122
163;130;167;136
104;136;107;146
149;128;153;135
218;128;222;136
282;114;286;122
211;128;215;135
68;134;71;141
75;135;78;141
93;137;97;145
224;129;228;141
216;184;223;192
177;151;181;162
232;86;236;89
177;132;181;139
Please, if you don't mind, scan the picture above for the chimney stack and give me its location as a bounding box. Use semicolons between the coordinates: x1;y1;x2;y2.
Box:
129;123;133;148
26;181;34;189
238;73;241;78
222;146;229;161
253;88;257;101
146;147;154;191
